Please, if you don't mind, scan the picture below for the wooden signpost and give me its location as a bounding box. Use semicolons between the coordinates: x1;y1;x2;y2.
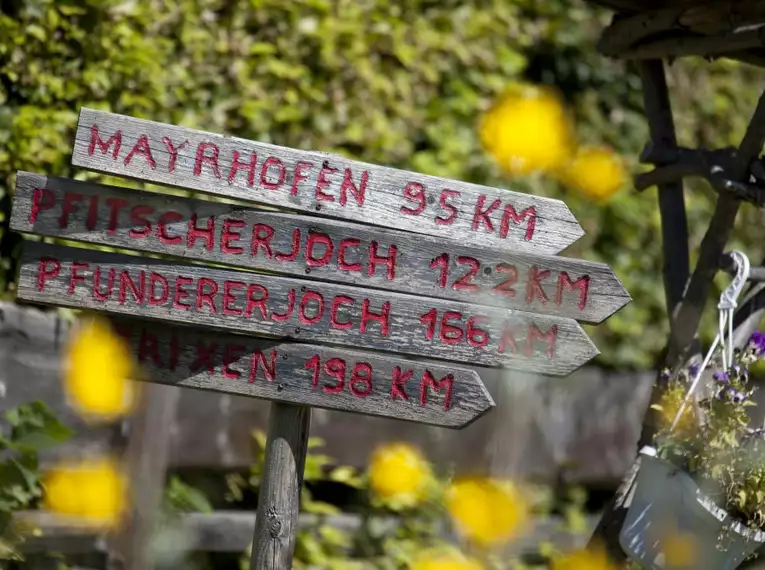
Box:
10;109;630;569
12;172;630;323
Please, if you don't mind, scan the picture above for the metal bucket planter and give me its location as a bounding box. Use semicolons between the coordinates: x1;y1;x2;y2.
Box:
619;446;765;570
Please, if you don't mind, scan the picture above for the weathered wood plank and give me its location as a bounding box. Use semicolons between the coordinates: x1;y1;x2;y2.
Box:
110;317;493;429
250;403;310;570
11;172;630;324
70;108;584;255
17;242;599;375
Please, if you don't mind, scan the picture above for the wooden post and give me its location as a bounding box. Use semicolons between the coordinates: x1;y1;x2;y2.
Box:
250;403;311;570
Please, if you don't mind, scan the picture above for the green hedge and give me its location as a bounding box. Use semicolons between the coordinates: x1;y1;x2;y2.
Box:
3;0;765;368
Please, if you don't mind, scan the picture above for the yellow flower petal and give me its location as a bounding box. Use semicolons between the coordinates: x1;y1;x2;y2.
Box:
411;549;483;570
551;545;617;570
446;478;529;547
558;145;626;201
480;83;576;177
64;317;136;421
368;443;431;508
44;458;127;529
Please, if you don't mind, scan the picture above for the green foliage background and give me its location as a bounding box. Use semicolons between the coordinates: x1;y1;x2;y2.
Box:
3;0;765;369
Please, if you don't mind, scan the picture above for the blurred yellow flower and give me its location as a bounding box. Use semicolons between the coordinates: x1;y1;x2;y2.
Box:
44;458;127;529
660;530;697;569
479;83;575;176
64;317;136;421
558;145;626;201
446;478;529;547
368;442;431;508
410;549;483;570
551;545;616;570
652;383;697;435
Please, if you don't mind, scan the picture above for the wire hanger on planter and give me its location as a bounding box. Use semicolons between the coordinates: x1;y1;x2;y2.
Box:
670;250;751;433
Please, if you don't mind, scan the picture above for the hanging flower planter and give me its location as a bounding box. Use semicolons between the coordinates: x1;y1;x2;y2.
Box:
619;252;765;570
620;446;765;570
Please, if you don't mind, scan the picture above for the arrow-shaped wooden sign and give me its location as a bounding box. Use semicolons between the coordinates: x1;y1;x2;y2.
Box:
110;317;493;429
71;108;584;255
11;172;630;323
17;242;598;375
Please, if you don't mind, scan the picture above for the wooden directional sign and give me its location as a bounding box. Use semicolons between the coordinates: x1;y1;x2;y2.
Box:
17;242;598;375
110;317;493;429
71;108;585;255
11;172;630;323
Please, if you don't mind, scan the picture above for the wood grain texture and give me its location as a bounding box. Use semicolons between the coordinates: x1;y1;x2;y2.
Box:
70;108;584;255
17;242;599;375
250;403;310;570
110;317;493;429
11;172;630;324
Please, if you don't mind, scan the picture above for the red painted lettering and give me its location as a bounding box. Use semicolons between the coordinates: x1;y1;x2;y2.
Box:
105;197;129;234
274;228;300;262
196;278;218;313
194;142;221;178
500;205;536;241
129;205;154;238
453;256;479;291
436;190;459;225
472;195;500;233
467;316;490;347
157;211;183;244
330;295;353;329
306;354;321;387
526;324;557;358
173;276;193;310
37;258;60;292
349;363;372;397
260;156;286;190
30;188;54;224
228;150;257;186
93;266;116;302
221;218;245;254
149;272;169;305
223;344;246;379
400;182;426;215
245;284;269;319
271;289;295;321
440;311;463;344
68;261;88;295
556;272;590;310
368;242;397;280
323;358;346;393
161;137;189;173
492;263;518;296
291;161;313;196
391;367;412;401
498;324;520;354
88;125;121;158
526;266;551;305
118;270;145;304
86;195;98;230
430;253;449;288
306;232;333;267
249;350;276;382
251;224;275;258
420;371;453;410
315;165;337;201
59;192;83;229
187;214;215;251
338;239;362;272
360;299;390;336
420;308;438;341
299;290;325;325
124;135;156;169
339;169;367;207
223;280;244;316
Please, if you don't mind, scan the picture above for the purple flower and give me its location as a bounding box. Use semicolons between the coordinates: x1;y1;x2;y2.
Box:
749;331;765;355
731;390;748;404
713;371;730;383
688;363;701;378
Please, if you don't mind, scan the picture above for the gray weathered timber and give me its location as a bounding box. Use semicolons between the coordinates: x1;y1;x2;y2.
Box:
250;403;310;570
109;317;493;429
17;243;599;375
11;172;630;324
70;108;584;255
